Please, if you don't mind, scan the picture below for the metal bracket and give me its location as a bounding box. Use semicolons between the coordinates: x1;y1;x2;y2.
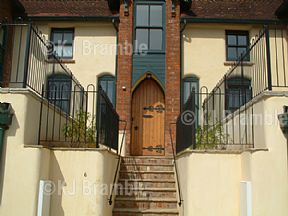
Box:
143;145;165;153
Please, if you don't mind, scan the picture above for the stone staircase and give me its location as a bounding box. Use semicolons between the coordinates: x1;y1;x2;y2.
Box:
113;156;179;216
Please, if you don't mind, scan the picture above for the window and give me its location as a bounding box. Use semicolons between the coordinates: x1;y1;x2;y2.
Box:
47;74;72;113
226;77;252;113
98;75;116;107
182;76;199;125
51;28;74;59
226;31;249;61
134;2;165;53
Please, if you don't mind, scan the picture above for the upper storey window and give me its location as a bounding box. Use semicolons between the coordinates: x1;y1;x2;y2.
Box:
51;28;74;59
226;30;250;61
134;2;165;53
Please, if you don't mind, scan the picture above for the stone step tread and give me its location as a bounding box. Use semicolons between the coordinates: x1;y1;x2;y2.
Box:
120;170;174;173
113;208;179;213
118;188;176;191
115;197;177;202
121;163;174;166
122;156;174;159
118;179;176;183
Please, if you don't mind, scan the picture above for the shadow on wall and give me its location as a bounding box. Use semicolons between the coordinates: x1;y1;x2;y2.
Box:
49;153;65;216
0;106;20;205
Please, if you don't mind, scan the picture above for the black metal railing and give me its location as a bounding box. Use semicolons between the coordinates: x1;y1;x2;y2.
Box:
212;25;288;103
176;90;196;153
175;88;255;153
0;23;82;94
38;85;119;151
169;123;183;207
109;119;127;205
96;87;119;150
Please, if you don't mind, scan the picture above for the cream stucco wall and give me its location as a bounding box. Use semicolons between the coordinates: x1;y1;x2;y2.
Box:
177;93;288;216
35;22;117;88
0;90;119;216
182;24;288;92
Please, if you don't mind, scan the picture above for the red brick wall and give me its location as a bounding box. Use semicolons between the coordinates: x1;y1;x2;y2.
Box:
165;1;181;155
116;1;181;156
116;0;134;155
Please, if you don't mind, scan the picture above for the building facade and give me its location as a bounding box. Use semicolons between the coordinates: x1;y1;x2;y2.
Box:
0;0;288;215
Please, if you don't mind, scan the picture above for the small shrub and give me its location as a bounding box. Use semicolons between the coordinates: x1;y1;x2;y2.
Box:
62;110;96;147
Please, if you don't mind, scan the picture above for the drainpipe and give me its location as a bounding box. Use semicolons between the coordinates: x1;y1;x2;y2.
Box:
112;18;119;109
180;19;187;111
0;103;13;160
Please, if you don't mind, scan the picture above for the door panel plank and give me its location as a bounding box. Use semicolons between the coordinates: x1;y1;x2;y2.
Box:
131;79;165;156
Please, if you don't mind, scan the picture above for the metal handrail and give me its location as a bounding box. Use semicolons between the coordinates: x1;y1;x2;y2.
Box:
109;119;127;205
169;122;183;207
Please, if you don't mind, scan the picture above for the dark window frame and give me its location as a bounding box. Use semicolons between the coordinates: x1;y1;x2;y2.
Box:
47;73;72;114
97;75;116;107
226;30;250;62
225;77;252;113
50;28;74;59
133;1;166;54
181;76;200;125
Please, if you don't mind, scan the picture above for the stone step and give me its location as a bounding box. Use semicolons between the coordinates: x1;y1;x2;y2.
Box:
122;157;174;166
113;208;179;216
116;187;177;199
114;197;178;209
118;179;176;189
121;163;174;172
119;170;175;180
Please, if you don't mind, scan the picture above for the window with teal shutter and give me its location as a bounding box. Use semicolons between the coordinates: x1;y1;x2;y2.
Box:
182;76;199;125
98;75;116;107
47;74;72;114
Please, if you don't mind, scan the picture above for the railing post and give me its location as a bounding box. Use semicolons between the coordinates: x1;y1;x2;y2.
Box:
23;23;32;88
265;25;273;91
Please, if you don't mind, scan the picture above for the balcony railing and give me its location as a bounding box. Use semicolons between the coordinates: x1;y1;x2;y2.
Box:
38;85;120;151
175;25;288;153
0;23;83;94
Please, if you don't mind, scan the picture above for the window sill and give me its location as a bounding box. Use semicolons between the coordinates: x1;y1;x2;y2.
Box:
224;61;254;67
46;59;76;64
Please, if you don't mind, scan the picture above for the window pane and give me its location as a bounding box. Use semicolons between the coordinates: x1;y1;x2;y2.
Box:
136;5;149;26
54;45;63;57
136;29;149;51
228;35;237;45
52;33;63;44
63;46;73;58
149;29;162;50
107;80;114;104
184;82;191;104
63;32;73;44
238;47;247;58
228;47;237;60
150;5;162;27
238;35;248;46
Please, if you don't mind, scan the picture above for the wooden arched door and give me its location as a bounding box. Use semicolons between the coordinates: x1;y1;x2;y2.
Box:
131;78;165;156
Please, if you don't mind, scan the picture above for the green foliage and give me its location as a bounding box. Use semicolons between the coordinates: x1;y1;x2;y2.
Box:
62;110;96;146
195;121;229;150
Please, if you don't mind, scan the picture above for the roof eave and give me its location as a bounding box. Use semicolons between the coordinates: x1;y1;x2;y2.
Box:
27;16;119;22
